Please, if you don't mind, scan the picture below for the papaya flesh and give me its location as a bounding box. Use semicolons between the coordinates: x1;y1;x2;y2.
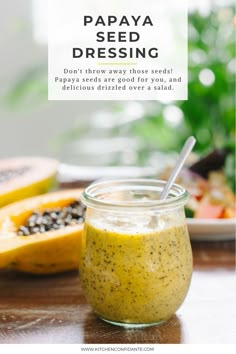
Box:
0;189;84;274
0;157;58;208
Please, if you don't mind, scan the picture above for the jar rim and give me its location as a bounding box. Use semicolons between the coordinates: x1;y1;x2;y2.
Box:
81;179;189;212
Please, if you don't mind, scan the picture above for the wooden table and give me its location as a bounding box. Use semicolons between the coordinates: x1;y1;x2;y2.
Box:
0;240;235;344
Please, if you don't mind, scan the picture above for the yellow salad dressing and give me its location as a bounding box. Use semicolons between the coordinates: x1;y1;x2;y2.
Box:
80;220;192;324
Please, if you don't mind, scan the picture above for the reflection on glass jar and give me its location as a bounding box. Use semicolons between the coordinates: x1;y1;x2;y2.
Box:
80;179;192;328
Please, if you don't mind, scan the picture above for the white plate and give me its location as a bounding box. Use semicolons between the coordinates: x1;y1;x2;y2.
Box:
187;218;236;241
58;164;158;182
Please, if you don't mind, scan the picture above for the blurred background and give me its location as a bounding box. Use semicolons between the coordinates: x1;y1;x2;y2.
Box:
0;0;235;171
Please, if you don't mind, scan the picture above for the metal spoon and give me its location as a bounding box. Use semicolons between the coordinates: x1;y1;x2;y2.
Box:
160;136;196;200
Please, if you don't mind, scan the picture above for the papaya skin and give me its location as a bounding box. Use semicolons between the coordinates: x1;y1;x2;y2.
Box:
0;175;57;208
0;189;84;274
0;157;58;208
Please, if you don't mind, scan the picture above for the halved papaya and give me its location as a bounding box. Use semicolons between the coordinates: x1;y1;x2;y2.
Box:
0;189;84;274
0;157;58;208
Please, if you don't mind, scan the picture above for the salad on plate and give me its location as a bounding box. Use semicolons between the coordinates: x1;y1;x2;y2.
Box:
161;147;235;220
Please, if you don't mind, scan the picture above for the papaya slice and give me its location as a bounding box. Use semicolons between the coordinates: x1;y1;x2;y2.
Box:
0;157;58;208
0;189;84;274
194;195;224;219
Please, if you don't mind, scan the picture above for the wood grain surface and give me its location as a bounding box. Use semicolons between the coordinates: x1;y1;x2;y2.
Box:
0;240;235;344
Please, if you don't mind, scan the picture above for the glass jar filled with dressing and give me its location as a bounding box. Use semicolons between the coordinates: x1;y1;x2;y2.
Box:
80;179;192;328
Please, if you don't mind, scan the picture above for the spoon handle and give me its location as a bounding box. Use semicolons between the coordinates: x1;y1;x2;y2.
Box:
160;136;196;200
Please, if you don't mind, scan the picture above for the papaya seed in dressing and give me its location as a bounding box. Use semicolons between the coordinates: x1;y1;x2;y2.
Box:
80;221;192;325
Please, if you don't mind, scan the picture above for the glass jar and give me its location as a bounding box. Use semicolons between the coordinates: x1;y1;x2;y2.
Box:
80;179;192;328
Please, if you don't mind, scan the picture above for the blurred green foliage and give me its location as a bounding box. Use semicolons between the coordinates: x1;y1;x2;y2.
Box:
131;7;235;154
3;65;47;109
